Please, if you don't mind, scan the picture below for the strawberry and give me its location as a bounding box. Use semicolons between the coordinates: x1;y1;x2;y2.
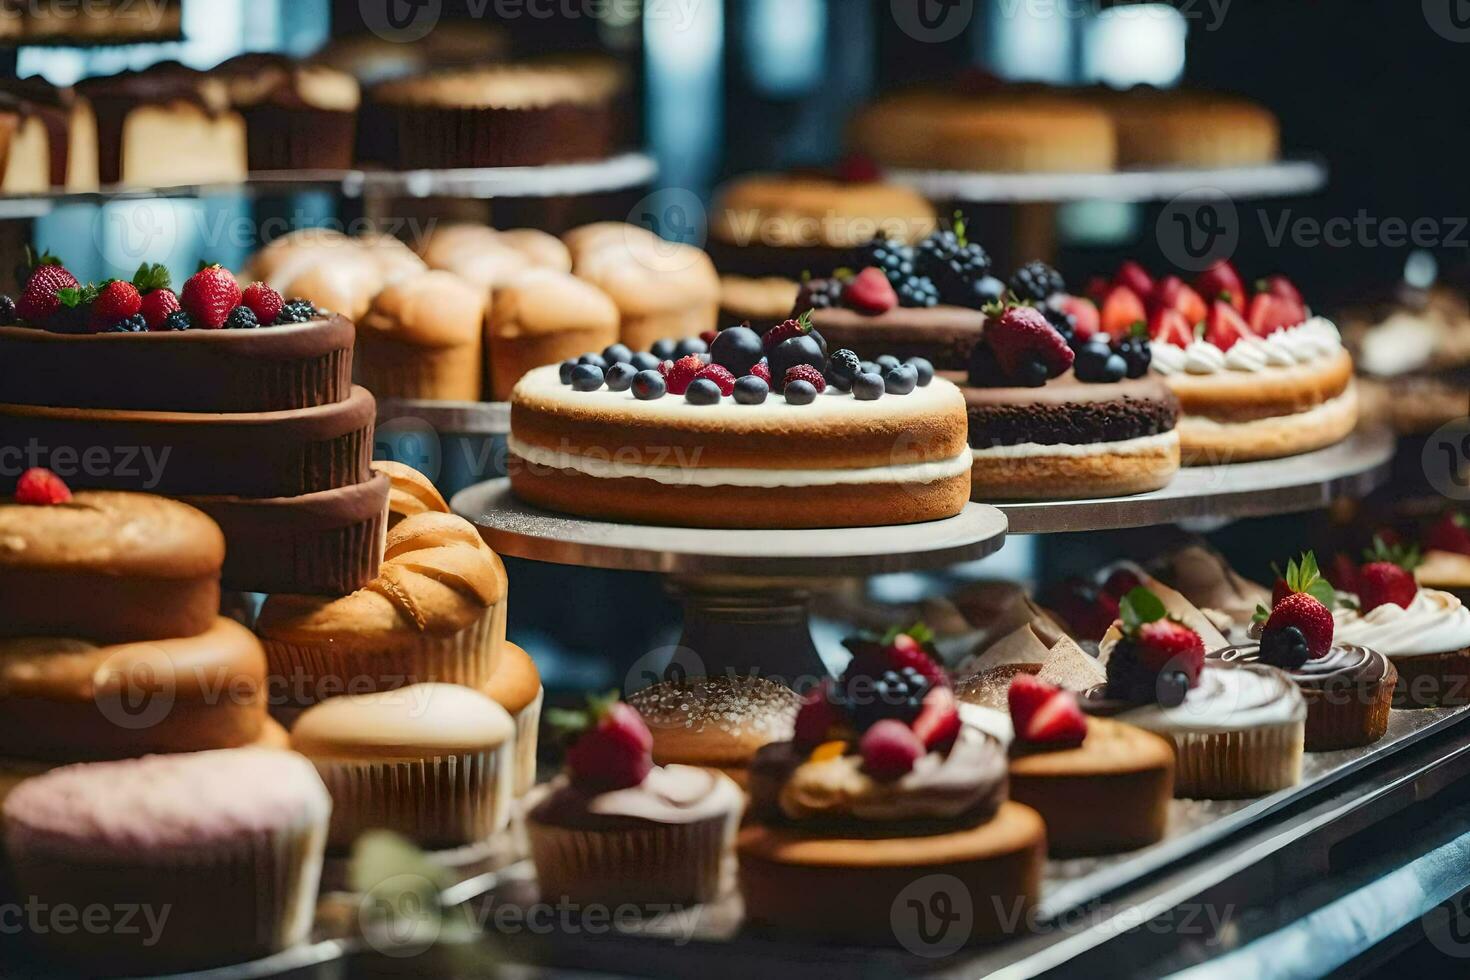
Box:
1114;260;1154;298
1260;592;1335;662
661;355;704;395
1152;275;1208;326
793;680;843;748
1204;299;1251;352
242;282;284;325
13;467;72;505
1357;537;1421;612
763;310;816;351
1101;567;1144;599
1056;294;1100;342
987;304;1074;382
1008;674;1086;746
1269;551;1337;609
1100;284;1147;338
1049;580;1120;642
911;686;962;750
555;695;654;793
882;625;948;688
749;360;772;385
90;280;142;329
17;256;78;325
844;267;898;316
1135;619;1206;684
1084;275;1111;306
1328;552;1360;596
1108;588;1205;702
1148;306;1194;348
140;289;181;331
1195;259;1246;312
860;719;925;780
783;363;826;394
181;264;243;330
694;363;737;396
1426;513;1470;556
1247;292;1306;337
1259;274;1303;305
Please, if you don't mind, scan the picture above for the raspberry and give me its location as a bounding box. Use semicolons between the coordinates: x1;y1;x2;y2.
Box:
793;681;843;748
860;719;924;781
763;311;815;351
748;361;771;384
90;280;142;328
139;289;181;331
694;363;736;396
181;264;242;329
13;468;72;505
242;282;284;324
782;363;826;394
987;305;1074;382
563;699;654;793
661;355;704;395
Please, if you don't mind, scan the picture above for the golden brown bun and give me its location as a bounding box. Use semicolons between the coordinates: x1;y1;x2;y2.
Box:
712;174;936;248
371;460;449;527
565;222;720;350
356;270;486;400
483;641;541;716
276;250;382;321
487;268;620;400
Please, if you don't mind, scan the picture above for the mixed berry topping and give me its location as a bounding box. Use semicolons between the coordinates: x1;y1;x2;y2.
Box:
1255;552;1337;668
1008;674;1087;747
1092;259;1309;348
549;692;654;794
12;467;72;506
968;303;1074;389
916;214;992;307
1106;587;1205;707
1008;260;1066;305
858;238;937;309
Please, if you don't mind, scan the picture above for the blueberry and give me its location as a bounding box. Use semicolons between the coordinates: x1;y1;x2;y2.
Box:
828;349;862;384
876;354;901;372
1156;671;1191;709
571;364;605;391
904;357;935;386
685;377;722;405
1072;343;1112;383
970;275;1006;307
630;351;661;372
734;375;769;405
602;343;633;365
824;367;853;393
853;372;885;401
1101;354;1127;382
769;335;826;385
651;339;678;360
709;325;763;376
578;353;608;370
559;360;578;384
784;379;818;405
884;364;918;395
632;369;666;400
1015;357;1051;388
1260;625;1310;670
860;361;881;376
674;337;708;358
605;361;637;392
968;344;1007;387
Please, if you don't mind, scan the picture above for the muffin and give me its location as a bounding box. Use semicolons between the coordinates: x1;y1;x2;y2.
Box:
261;243;384;322
372;460;450;528
355;232;429;285
356;269;486;401
1334;586;1470;708
565;222;721;351
0;488;224;643
292;683;516;851
486;267;620;400
626;675;799;788
482;641;543;796
526;697;742;907
2;749;330;974
216;53;360;171
257;513;509;712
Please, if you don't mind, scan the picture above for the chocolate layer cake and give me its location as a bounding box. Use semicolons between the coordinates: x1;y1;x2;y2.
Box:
810;306;987;370
0;315;354;413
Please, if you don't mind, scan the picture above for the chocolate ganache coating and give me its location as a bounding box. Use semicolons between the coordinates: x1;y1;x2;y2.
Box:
1212;643;1393;693
947;371;1180;448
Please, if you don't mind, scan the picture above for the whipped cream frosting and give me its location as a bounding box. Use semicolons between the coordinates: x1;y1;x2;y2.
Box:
530;764;743;829
509;435;973;488
1333;589;1470;658
970;430;1178;460
1115;663;1305;734
1151;317;1342;377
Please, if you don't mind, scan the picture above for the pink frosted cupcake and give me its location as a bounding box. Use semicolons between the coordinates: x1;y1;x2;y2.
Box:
2;749;331;974
526;696;741;907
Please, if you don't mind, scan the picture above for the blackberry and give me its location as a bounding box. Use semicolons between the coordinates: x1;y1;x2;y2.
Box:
827;349;862;384
225;306;259;330
1112;331;1152;379
107;314;148;333
1009;260;1066;303
859;238;917;286
0;295;15;325
843;666;932;731
274;299;317;325
795;276;845;312
164;310;194;331
916;223;991;306
895;274;940;309
1041;301;1077;347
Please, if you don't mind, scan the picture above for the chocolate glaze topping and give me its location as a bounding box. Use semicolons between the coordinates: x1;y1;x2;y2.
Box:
946;371;1180;448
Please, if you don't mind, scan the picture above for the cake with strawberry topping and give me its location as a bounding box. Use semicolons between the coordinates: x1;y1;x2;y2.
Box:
525;694;742;907
1332;539;1470;708
1417;511;1470;603
1094;588;1305;799
1005;674;1174;856
506;319;972;529
737;625;1045;944
1091;260;1358;463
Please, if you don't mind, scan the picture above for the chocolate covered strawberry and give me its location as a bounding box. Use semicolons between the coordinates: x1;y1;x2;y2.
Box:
1106;587;1205;706
551;693;654;793
1008;674;1086;746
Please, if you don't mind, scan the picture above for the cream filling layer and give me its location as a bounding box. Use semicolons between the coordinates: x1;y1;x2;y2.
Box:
1333;589;1470;658
509;436;974;489
971;429;1179;460
1177;385;1358;431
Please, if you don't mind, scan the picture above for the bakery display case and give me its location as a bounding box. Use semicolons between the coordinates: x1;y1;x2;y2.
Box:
2;2;1468;978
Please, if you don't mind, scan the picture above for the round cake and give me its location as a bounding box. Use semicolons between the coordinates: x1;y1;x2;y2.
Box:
812;305;987;372
1088;87;1279;169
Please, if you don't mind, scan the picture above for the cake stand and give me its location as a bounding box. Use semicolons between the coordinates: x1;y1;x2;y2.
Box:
451;479;1007;683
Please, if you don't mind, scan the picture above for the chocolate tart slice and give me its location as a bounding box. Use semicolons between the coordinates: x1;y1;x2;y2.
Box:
0;315;354;413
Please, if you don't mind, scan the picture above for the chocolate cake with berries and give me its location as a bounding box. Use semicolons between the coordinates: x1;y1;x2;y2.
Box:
0;254;388;594
506;316;972;529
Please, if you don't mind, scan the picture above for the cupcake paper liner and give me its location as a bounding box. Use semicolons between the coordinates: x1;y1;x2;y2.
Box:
355;340;482;402
1303;669;1396;752
528;810;736;908
386;101;622;169
1391;647;1470;708
511;687;544;797
241;106;357;171
1167;720;1305;799
311;745;514;852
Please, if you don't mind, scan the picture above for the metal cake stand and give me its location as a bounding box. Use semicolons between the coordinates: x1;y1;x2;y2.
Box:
998;427;1397;534
451;479;1008;681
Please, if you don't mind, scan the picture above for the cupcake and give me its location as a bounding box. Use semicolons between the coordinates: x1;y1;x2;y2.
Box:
483;641;543;796
371;460;450;528
216;53;360;171
355;269;486;401
355;232;429;285
626;675;800;788
737;625;1045;945
527;695;742;907
257;513;509;712
292;683;516;851
1097;588;1305;799
2;749;330;974
1005;674;1173;856
486;267;620;400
